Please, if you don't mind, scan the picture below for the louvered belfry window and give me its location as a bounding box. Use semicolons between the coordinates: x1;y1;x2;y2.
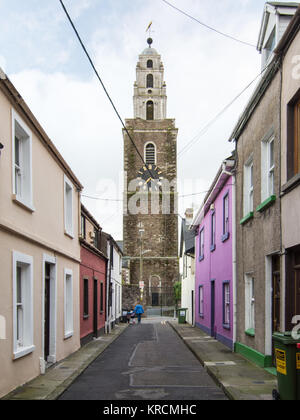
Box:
145;143;156;165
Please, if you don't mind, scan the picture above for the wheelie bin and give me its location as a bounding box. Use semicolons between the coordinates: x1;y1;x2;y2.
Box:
272;332;300;400
177;308;188;324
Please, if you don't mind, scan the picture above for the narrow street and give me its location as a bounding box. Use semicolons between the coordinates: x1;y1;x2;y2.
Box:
59;318;227;400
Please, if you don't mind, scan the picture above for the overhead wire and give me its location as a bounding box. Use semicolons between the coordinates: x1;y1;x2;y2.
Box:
58;0;154;180
59;0;271;208
161;0;256;48
177;60;273;159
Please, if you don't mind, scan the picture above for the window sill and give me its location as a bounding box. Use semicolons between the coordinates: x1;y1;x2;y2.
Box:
245;328;255;337
12;194;35;213
281;172;300;195
221;232;230;242
64;331;74;340
64;230;74;239
13;345;36;360
210;244;216;252
240;212;254;225
256;195;276;213
223;323;231;330
83;314;89;320
199;255;204;262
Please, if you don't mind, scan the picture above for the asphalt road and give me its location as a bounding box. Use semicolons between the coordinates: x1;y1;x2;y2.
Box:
59;318;227;400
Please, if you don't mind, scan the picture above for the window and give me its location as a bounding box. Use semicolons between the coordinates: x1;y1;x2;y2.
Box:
93;227;99;249
261;136;275;201
110;244;114;268
12;111;33;209
243;159;254;216
83;278;89;318
147;60;153;68
146;74;153;88
13;251;35;359
286;92;300;181
100;282;104;313
80;215;86;239
146;101;154;120
199;228;204;261
264;27;276;64
64;269;73;338
223;282;230;328
293;99;300;175
199;286;204;317
222;193;230;241
210;211;216;251
183;254;188;278
245;274;255;333
145;143;156;165
64;176;73;237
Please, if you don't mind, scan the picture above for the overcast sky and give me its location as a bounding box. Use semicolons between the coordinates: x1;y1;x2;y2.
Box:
0;0;275;239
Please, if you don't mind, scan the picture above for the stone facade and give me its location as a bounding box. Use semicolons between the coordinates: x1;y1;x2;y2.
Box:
123;41;179;309
233;66;281;362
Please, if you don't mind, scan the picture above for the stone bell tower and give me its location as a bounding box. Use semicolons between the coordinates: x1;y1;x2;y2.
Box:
123;38;179;313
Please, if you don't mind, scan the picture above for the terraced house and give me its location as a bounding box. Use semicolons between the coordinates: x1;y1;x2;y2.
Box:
229;2;299;370
0;69;83;398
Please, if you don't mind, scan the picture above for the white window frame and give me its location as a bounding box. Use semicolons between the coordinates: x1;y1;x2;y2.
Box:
199;285;204;317
13;251;35;360
64;175;74;238
243;158;254;216
12;110;34;211
261;136;275;201
64;269;73;339
199;228;205;260
245;274;255;332
223;282;230;327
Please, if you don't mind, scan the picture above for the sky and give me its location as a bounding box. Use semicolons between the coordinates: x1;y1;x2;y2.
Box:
0;0;277;240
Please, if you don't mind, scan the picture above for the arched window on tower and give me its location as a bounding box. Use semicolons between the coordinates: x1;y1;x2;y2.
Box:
146;101;154;120
146;74;153;88
147;60;153;68
145;143;156;165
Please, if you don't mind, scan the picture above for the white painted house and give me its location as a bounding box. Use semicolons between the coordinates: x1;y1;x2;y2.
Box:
180;209;195;326
105;234;123;332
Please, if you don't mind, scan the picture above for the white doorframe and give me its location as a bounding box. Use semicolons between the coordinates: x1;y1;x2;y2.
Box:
265;256;273;356
42;254;57;365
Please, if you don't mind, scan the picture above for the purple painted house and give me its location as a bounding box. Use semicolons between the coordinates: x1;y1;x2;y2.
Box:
191;156;235;350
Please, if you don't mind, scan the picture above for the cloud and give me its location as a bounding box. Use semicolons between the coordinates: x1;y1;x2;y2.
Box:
8;0;267;238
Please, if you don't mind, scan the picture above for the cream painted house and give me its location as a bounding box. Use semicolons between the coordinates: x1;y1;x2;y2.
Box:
0;69;83;398
276;7;300;332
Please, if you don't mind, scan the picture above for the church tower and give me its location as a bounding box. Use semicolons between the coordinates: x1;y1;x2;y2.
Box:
123;38;179;313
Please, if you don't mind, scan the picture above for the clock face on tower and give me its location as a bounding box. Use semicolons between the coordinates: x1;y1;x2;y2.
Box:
137;164;164;190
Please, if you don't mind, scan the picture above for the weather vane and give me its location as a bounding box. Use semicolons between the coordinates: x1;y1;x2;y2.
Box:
146;21;154;39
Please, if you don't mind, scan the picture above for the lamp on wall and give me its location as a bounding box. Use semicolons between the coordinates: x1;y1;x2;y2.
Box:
0;143;3;156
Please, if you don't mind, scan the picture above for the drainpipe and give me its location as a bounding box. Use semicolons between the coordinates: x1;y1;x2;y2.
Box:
232;173;237;350
105;253;109;334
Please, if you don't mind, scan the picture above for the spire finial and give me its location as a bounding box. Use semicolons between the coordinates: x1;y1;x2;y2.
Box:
146;21;153;47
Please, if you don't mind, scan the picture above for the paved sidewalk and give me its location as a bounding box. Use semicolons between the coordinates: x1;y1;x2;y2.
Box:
169;321;278;400
3;323;128;400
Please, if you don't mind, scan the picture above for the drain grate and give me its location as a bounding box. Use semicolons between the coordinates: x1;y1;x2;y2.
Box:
204;361;236;367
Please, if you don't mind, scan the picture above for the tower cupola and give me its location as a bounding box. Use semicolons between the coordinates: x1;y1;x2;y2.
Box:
133;39;167;120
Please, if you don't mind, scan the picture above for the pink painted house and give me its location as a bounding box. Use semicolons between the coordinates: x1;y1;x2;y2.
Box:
191;156;235;350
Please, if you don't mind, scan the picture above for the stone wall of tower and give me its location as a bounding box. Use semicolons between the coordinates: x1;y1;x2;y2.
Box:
123;42;179;308
123;118;179;307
